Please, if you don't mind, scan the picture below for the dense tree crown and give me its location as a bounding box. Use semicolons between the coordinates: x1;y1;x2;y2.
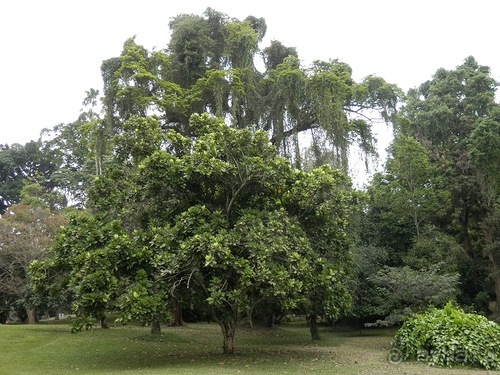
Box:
36;114;354;353
361;57;500;321
98;8;401;175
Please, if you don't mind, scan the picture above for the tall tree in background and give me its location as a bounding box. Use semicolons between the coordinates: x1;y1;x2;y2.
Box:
355;57;500;322
0;141;59;209
362;135;451;265
469;116;500;316
97;8;401;175
380;135;450;237
356;134;460;324
399;56;500;311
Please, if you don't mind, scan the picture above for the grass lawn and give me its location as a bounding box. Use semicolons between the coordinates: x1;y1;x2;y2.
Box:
0;319;495;374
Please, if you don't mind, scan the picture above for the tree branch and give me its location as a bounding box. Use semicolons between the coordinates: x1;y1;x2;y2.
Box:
343;107;374;122
270;120;319;145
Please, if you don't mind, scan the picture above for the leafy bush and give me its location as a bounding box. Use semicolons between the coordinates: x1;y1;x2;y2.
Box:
392;302;500;370
365;265;458;326
71;315;96;333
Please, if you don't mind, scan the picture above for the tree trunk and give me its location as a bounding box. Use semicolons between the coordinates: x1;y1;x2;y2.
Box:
151;318;161;335
413;209;420;237
27;307;37;324
100;316;110;329
490;254;500;316
265;312;274;328
460;209;473;255
0;312;7;324
486;225;500;316
171;298;186;326
219;320;236;354
308;314;320;341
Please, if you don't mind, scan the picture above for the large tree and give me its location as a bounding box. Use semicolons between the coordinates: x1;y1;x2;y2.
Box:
355;57;500;321
97;8;401;175
469;117;500;316
27;8;403;341
54;113;355;353
397;56;500;312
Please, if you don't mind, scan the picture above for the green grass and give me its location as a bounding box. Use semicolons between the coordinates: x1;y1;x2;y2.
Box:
0;320;491;374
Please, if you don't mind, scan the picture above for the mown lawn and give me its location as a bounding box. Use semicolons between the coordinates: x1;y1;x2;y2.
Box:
0;319;495;374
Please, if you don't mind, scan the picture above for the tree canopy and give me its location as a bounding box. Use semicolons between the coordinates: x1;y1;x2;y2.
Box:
37;114;355;353
97;9;401;174
362;56;500;319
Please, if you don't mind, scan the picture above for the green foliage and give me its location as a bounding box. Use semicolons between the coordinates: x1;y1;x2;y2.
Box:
70;315;97;333
392;302;500;369
362;173;415;264
362;57;500;316
113;116;165;163
262;40;297;71
37;88;106;207
32;215;149;331
20;181;66;212
403;229;466;274
469;118;500;182
93;8;402;173
0;141;60;208
224;21;259;68
348;245;388;319
378;135;451;237
158;207;317;316
115;269;172;327
0;204;67;321
401;56;500;312
86;114;354;352
367;266;459;326
168;14;212;87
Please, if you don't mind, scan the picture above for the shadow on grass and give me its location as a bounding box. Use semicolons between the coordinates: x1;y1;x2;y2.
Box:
77;324;344;371
1;321;399;374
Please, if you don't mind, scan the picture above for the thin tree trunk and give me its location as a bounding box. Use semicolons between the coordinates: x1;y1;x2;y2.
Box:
27;308;37;324
413;210;420;237
265;312;274;328
308;314;320;341
460;209;473;255
151;318;161;334
485;224;500;316
489;253;500;316
247;308;253;329
219;320;236;354
0;312;7;324
171;298;186;326
100;316;109;329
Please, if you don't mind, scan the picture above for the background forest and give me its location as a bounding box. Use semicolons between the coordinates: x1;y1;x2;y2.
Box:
0;9;499;354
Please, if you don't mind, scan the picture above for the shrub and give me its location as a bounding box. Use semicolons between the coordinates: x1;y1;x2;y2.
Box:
365;265;459;326
392;302;500;370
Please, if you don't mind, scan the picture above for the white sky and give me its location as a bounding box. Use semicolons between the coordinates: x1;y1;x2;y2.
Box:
1;0;499;152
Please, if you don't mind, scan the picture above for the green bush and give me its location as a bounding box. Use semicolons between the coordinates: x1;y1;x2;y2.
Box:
391;302;500;370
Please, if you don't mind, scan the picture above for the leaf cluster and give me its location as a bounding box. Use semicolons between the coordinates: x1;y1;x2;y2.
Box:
393;302;500;370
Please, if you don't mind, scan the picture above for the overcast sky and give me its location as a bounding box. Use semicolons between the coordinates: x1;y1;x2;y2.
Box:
1;0;499;149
